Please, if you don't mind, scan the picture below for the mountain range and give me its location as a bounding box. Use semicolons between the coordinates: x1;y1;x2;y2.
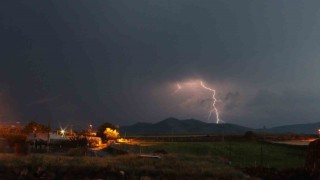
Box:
120;118;320;135
266;122;320;134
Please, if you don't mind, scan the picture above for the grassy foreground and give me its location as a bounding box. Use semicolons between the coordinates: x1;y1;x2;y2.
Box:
0;141;307;179
0;153;246;179
123;141;307;169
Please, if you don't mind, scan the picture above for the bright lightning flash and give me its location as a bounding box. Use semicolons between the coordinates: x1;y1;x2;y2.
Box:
200;81;221;124
173;83;182;94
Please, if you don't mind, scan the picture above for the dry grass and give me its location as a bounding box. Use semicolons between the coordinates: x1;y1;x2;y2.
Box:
0;140;307;179
113;141;306;169
0;153;248;179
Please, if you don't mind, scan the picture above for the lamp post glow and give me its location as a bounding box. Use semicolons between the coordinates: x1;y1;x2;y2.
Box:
60;129;65;137
318;129;320;138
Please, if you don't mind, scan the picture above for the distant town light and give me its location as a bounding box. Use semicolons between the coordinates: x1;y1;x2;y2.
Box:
60;129;65;137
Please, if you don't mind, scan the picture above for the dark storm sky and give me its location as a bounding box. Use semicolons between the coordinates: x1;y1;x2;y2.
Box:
1;1;320;129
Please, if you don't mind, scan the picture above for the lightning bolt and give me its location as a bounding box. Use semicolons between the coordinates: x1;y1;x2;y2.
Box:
200;81;221;124
173;83;182;94
173;80;222;124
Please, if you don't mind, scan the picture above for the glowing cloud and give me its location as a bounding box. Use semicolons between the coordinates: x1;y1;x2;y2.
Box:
173;83;182;94
173;80;222;124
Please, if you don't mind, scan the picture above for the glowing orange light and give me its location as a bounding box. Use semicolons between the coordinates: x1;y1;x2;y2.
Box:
117;138;130;143
104;128;119;140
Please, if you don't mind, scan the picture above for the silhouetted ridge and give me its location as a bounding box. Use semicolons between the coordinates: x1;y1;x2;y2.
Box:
267;122;320;134
120;118;252;135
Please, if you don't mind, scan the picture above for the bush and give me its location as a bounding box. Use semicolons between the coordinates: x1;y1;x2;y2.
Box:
104;128;119;140
55;137;88;149
97;122;117;141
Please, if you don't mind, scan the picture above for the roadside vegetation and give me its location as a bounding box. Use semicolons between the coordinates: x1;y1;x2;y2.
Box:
0;140;311;179
113;141;307;169
0;124;312;179
0;153;246;179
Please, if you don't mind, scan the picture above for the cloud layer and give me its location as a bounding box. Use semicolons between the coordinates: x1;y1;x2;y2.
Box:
1;1;320;128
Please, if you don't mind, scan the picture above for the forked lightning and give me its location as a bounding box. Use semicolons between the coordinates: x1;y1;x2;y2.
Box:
174;81;222;124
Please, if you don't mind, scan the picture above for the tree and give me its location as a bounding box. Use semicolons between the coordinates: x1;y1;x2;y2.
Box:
97;122;116;141
23;121;51;134
104;128;119;140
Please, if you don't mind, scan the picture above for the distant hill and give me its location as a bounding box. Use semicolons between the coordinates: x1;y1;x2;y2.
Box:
119;118;320;135
267;122;320;134
120;118;252;135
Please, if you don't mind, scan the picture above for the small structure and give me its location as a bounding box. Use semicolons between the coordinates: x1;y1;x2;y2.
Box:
86;136;102;147
27;132;67;142
27;132;67;149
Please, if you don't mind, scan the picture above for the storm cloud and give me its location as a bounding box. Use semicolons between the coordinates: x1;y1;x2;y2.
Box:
1;1;320;128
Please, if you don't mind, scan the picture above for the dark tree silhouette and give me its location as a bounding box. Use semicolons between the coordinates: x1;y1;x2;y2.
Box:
97;122;116;141
23;121;51;133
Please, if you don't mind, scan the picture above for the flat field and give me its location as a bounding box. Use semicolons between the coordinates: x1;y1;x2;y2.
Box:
0;140;308;179
113;141;306;169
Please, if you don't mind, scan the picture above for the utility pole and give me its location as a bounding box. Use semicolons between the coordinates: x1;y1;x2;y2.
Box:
260;125;264;167
260;145;263;166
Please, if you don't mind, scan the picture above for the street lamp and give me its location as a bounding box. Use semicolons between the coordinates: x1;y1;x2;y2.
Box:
318;129;320;138
60;129;65;137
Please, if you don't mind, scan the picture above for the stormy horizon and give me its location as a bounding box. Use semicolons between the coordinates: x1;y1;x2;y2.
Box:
1;1;320;130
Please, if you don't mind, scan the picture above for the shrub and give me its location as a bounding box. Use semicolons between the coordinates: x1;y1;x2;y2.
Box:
104;128;119;140
55;137;88;149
